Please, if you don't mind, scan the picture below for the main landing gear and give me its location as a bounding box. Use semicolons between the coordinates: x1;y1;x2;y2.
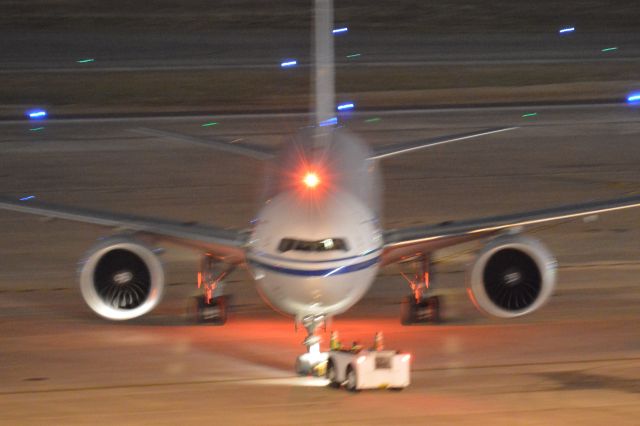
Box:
401;294;440;324
193;294;228;324
191;254;234;325
295;314;329;376
400;255;442;325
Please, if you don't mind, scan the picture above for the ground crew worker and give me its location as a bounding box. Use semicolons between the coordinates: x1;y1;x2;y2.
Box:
329;331;341;350
373;331;384;351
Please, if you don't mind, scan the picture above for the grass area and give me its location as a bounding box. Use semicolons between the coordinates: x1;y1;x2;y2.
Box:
2;0;638;33
2;62;637;116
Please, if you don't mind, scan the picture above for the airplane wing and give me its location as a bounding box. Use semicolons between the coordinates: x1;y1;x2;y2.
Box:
368;127;518;160
381;194;640;266
0;196;248;263
131;128;276;161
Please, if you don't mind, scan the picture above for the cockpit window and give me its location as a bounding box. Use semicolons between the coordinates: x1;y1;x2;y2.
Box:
278;238;348;252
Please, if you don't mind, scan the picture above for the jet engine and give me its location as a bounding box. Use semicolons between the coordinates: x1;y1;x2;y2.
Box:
78;236;165;320
467;234;557;318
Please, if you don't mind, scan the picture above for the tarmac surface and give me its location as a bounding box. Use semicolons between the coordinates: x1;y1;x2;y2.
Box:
3;31;640;72
1;103;640;424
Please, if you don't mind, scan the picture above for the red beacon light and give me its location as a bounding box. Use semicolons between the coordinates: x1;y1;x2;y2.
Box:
302;172;320;189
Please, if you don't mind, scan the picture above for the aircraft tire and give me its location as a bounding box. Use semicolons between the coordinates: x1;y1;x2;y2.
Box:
295;357;311;376
192;295;228;325
345;366;359;392
423;296;441;323
400;296;416;325
326;361;340;388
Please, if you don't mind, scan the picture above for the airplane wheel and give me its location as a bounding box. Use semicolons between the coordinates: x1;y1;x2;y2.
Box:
295;356;311;376
401;295;441;324
345;366;359;392
400;296;416;325
213;296;228;325
326;361;340;388
193;295;228;325
422;296;441;323
414;296;441;323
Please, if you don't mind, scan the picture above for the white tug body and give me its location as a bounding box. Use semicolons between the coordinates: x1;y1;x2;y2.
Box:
327;349;411;391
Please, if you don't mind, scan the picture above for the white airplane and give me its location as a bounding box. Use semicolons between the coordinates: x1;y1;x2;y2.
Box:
2;1;640;374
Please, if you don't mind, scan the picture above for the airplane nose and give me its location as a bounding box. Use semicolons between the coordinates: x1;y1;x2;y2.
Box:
254;266;377;317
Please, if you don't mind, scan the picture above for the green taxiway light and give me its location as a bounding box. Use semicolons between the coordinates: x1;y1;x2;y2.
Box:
521;113;538;118
346;53;361;59
365;117;381;123
76;58;95;63
29;127;45;131
601;47;618;52
201;122;218;127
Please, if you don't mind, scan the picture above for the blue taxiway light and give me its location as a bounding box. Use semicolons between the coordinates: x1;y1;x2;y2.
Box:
319;117;338;127
27;110;47;119
627;93;640;103
280;60;298;68
332;27;348;34
337;103;354;111
559;27;575;34
19;195;36;201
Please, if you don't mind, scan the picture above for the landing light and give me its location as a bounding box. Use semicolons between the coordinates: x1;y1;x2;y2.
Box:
303;172;320;188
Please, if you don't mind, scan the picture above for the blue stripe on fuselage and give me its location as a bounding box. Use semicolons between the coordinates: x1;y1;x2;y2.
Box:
250;256;380;277
247;247;382;264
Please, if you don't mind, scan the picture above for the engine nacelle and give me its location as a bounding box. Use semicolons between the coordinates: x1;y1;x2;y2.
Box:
467;234;557;318
79;236;165;320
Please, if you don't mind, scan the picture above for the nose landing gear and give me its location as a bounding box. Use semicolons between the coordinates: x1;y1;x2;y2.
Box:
191;254;234;325
295;314;329;376
400;254;441;325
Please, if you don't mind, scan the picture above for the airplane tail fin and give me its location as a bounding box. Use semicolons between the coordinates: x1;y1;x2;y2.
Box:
312;0;336;128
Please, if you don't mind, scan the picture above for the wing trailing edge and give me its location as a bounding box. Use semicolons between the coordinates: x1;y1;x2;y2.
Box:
369;127;518;161
131;128;275;161
0;196;248;263
381;194;640;266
